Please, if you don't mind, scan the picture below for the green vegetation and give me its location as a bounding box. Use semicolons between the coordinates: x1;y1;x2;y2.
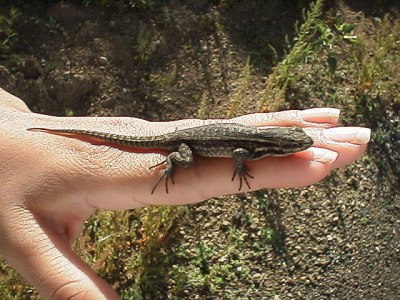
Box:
261;0;325;110
128;0;159;9
81;0;159;9
149;63;178;87
136;26;158;63
74;206;186;298
46;16;61;34
0;7;20;56
353;15;400;103
227;56;252;118
0;265;39;299
65;108;75;117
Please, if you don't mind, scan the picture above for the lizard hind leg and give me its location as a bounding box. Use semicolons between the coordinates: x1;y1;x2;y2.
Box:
232;148;254;191
150;143;193;194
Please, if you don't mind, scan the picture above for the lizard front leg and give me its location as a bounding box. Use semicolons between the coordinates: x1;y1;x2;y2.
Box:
149;143;193;194
231;148;254;191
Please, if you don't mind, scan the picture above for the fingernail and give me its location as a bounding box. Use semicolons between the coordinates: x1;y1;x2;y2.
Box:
311;148;338;164
299;108;341;121
324;127;371;144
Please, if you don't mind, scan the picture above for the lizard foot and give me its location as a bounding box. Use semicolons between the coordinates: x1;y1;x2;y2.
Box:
231;164;254;191
150;160;175;194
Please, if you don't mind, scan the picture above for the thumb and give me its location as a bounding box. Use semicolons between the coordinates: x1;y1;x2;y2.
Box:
0;201;119;300
0;88;31;112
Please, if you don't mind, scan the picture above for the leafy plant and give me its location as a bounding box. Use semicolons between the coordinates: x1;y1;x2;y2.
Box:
136;26;158;63
0;7;20;56
65;108;75;117
46;16;61;33
194;241;213;275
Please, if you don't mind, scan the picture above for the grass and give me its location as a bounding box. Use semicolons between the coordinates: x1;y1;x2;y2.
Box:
0;262;40;299
149;63;178;88
136;25;158;64
0;7;19;57
226;56;252;118
160;208;281;298
196;91;211;119
260;0;325;111
353;15;400;104
73;206;186;298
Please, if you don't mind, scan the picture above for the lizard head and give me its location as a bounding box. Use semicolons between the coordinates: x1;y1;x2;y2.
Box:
249;127;314;160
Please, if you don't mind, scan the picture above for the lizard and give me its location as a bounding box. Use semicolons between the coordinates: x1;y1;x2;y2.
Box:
28;123;314;194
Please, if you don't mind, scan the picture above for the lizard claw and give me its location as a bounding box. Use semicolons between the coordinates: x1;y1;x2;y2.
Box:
149;160;166;170
151;160;175;194
231;164;253;191
151;171;166;194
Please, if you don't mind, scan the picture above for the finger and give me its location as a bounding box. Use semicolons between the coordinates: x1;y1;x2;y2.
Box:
305;127;371;168
143;150;336;205
162;108;341;130
0;201;120;300
27;108;340;138
136;126;370;205
0;88;31;113
232;107;341;128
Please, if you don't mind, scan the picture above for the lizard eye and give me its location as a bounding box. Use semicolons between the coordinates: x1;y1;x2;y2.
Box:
252;149;270;160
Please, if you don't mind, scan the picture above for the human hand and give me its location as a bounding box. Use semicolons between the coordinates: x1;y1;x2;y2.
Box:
0;88;370;299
